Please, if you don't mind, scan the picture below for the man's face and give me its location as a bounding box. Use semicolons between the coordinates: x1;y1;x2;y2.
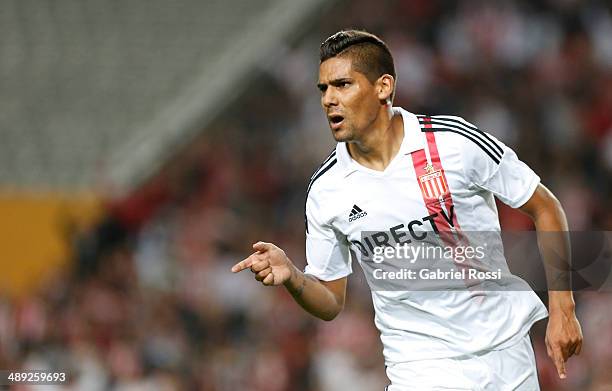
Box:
318;56;382;142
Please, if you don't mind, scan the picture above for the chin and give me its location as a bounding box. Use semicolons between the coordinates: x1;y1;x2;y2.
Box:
331;128;353;142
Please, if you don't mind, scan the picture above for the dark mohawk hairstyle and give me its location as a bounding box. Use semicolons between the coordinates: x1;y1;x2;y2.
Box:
320;30;395;84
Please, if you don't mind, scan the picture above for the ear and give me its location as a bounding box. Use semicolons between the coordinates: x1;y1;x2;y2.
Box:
376;74;394;103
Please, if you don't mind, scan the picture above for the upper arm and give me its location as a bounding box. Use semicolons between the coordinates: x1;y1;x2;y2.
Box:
304;189;353;281
518;183;552;216
518;183;567;230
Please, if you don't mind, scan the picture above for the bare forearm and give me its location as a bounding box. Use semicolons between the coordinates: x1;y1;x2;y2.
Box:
283;263;343;321
535;210;572;293
525;186;573;293
537;203;575;307
520;185;583;377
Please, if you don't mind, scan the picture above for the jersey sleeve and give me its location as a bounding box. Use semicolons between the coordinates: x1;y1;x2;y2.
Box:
461;128;540;208
304;189;352;281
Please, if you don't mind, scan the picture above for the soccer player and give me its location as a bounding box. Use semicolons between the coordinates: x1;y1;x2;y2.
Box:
231;30;582;390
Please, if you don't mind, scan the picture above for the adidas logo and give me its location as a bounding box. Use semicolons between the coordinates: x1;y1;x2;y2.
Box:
349;204;367;222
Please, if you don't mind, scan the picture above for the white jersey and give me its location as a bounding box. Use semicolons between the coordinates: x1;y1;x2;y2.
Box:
304;107;547;364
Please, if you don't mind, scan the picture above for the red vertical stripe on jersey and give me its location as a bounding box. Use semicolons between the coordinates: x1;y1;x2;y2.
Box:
416;119;475;292
411;149;455;247
423;119;462;232
416;117;480;294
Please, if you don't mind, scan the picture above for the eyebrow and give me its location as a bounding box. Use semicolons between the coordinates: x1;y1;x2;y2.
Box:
317;78;352;90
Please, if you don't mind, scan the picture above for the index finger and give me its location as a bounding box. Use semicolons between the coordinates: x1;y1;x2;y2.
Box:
552;347;567;379
232;253;259;273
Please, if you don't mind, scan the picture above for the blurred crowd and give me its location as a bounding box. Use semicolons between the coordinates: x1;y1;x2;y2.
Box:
1;0;611;390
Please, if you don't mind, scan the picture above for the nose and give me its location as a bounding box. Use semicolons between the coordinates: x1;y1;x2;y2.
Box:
321;88;338;108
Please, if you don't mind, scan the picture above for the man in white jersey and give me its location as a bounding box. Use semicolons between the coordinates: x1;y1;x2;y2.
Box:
232;30;582;390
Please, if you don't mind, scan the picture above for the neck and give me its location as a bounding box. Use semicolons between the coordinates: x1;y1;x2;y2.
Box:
347;106;404;171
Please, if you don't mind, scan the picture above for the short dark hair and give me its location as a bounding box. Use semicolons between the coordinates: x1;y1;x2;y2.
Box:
320;30;396;84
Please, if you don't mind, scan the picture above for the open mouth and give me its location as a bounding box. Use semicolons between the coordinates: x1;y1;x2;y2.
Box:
328;114;344;128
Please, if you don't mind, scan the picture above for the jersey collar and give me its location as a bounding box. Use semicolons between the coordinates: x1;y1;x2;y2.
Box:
335;107;424;177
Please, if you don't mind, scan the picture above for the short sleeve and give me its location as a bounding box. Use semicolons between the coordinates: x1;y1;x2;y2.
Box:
304;190;352;281
462;131;540;208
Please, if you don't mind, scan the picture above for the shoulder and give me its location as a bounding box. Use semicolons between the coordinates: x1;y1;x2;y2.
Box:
304;148;344;232
306;148;343;201
416;114;505;165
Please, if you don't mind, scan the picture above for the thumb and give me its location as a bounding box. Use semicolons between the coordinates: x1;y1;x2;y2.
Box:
253;241;273;252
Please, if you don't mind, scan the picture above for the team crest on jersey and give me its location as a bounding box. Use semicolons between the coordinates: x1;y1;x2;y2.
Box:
418;164;449;200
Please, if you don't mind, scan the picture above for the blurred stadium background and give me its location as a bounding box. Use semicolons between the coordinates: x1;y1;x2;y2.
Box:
0;0;611;390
